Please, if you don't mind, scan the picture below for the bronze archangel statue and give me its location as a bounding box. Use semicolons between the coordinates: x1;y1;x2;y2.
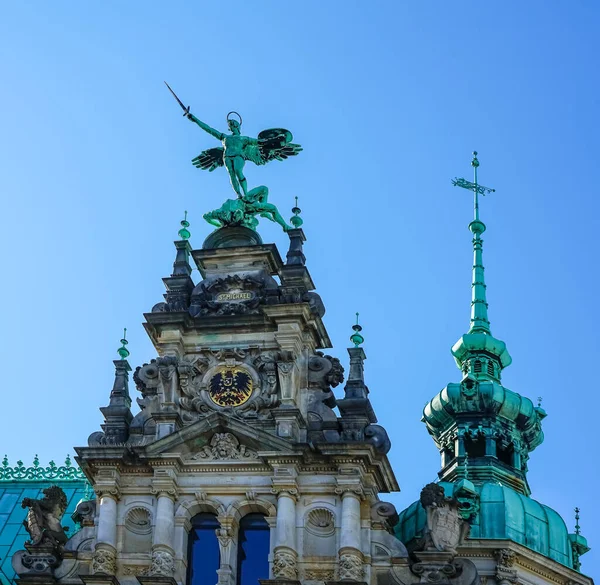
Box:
166;82;302;232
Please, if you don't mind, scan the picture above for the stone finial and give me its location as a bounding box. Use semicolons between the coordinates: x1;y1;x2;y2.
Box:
88;355;133;446
337;319;378;442
344;324;367;401
150;222;195;312
172;238;193;277
108;358;132;409
285;204;306;266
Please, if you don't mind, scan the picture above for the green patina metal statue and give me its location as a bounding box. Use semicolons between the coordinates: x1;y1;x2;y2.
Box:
166;83;301;232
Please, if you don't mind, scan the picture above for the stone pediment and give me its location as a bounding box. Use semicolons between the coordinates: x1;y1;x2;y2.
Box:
134;412;298;463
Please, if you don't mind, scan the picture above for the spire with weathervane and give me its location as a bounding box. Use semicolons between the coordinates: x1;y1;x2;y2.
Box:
421;152;546;496
450;152;511;381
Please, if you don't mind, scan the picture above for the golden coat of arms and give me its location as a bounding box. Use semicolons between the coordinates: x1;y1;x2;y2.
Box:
208;367;253;407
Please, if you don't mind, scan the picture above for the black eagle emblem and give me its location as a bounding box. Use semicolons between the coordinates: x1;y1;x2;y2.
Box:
208;367;253;407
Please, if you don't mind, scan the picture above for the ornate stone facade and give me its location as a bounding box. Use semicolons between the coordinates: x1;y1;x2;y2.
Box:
10;227;410;585
10;208;593;585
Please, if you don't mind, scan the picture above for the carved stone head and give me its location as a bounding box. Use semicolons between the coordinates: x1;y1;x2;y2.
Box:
211;432;239;458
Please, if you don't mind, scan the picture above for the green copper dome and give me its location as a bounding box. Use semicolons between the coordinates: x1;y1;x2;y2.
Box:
395;481;574;569
422;381;545;453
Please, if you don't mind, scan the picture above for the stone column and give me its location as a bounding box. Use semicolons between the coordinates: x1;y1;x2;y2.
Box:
149;470;178;581
336;486;364;582
92;472;121;576
215;516;237;585
272;487;299;582
92;495;118;575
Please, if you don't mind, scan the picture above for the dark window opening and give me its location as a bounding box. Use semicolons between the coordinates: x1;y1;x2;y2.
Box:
237;514;270;585
487;361;495;376
497;441;514;467
473;360;482;373
442;446;455;466
465;436;486;458
187;513;221;585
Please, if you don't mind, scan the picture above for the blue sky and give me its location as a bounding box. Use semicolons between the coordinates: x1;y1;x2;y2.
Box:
1;0;599;575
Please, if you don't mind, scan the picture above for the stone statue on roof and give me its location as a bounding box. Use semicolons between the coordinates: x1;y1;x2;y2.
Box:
22;486;69;549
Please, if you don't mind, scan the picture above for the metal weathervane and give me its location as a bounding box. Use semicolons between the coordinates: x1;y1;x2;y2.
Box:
165;82;302;233
452;151;495;222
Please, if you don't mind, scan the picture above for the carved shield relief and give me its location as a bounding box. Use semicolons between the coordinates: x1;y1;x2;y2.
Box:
429;506;463;552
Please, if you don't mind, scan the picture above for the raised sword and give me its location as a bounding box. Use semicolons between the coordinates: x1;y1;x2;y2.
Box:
164;81;190;117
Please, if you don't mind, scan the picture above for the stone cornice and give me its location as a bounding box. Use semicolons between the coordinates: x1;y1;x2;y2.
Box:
458;539;593;585
316;446;400;493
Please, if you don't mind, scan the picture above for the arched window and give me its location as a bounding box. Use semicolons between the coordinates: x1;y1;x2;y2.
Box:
187;513;221;585
237;513;270;585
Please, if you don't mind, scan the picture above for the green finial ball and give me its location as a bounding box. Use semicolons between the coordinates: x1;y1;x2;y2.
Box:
178;210;191;240
350;312;364;347
471;151;480;168
290;196;303;228
117;327;130;360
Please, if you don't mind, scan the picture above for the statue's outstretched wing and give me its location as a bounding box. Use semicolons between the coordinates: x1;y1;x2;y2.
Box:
192;147;224;171
244;128;302;166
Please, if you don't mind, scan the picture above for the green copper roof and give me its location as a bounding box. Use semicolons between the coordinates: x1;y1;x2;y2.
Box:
0;457;89;584
396;481;576;570
422;381;545;452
